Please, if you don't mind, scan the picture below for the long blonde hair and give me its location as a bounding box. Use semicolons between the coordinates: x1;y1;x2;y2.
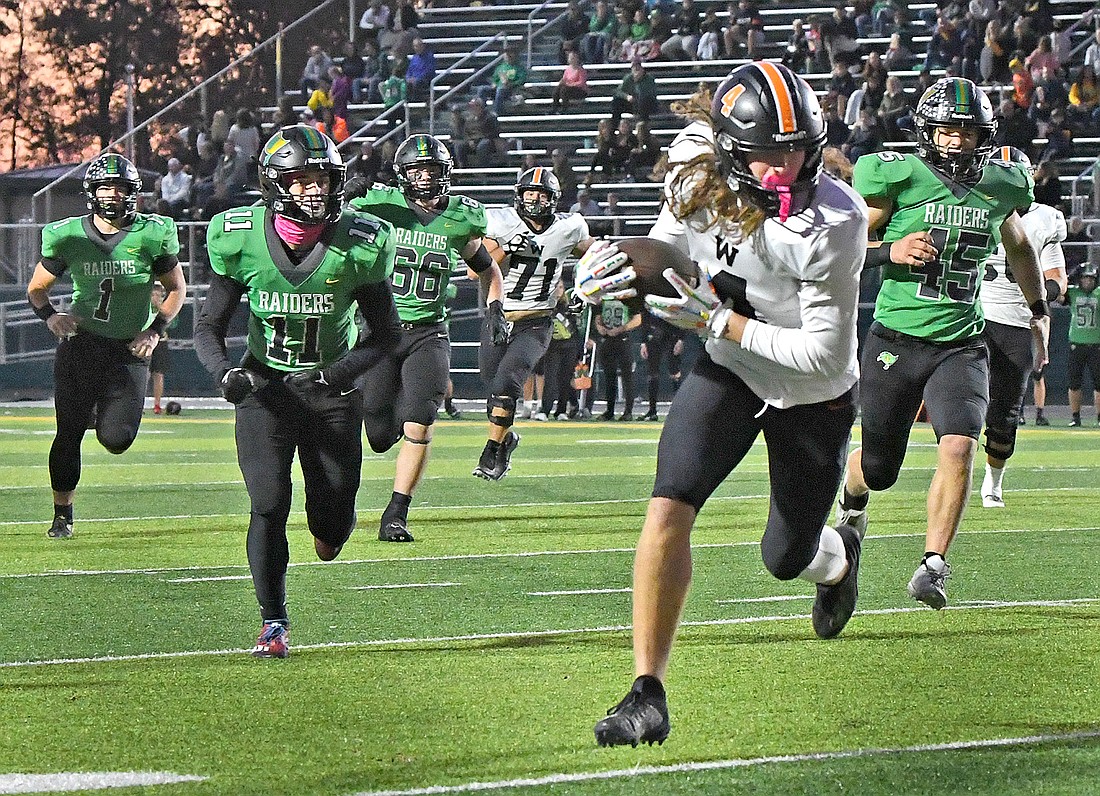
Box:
667;88;766;239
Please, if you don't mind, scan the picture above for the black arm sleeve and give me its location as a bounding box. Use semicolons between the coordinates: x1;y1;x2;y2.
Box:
194;272;247;382
1045;278;1061;303
152;254;180;275
465;244;495;274
40;257;67;277
323;280;402;389
864;242;895;270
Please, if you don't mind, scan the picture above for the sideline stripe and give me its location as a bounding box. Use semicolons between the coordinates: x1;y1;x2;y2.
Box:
2;526;1097;581
1;598;1094;670
350;731;1100;796
349;582;461;590
0;771;206;794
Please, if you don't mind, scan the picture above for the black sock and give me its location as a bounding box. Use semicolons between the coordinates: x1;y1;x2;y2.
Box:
445;398;455;411
54;504;73;522
384;492;412;522
1073;412;1081;422
841;487;868;511
1035;408;1044;419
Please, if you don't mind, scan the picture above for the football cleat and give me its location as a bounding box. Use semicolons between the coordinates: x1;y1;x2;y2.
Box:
444;405;462;420
1068;417;1081;427
533;412;548;421
811;524;861;639
1034;414;1050;426
251;622;289;659
472;432;521;481
379;517;414;543
908;557;951;609
47;515;73;539
153;404;162;415
835;501;868;540
618;412;633;422
597;410;614;421
639;410;659;421
981;493;1005;508
594;676;670;747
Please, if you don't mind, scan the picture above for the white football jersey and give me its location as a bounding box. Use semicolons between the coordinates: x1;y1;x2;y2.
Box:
649;121;868;409
485;206;589;312
981;203;1066;328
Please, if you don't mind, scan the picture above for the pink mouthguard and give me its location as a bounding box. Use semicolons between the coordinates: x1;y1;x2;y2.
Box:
761;172;796;222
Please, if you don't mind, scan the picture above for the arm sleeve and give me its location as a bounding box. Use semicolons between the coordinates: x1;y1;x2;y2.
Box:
323;281;402;389
152;254;180;275
194;272;247;382
40;257;67;277
738;217;866;379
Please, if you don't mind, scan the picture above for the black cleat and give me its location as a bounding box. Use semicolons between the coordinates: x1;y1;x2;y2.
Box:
1035;414;1050;426
618;412;633;422
47;515;73;539
444;404;462;419
594;675;670;747
597;410;614;421
379;517;414;543
472;432;521;481
639;410;659;421
811;524;861;639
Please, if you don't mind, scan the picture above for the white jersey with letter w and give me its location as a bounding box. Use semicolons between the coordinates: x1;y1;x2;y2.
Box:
649;121;869;409
981;202;1066;328
485;207;589;313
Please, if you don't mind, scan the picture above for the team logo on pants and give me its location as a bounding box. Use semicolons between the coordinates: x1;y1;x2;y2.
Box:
877;351;899;370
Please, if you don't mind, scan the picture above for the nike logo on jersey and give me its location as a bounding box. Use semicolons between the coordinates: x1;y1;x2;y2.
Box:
340;387;358;396
877;351;899;370
325;278;340;284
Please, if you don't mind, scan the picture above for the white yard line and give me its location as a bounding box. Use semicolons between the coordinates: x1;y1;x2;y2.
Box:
1;598;1094;670
349;730;1100;796
349;582;462;590
0;771;206;794
1;526;1096;581
526;588;632;596
715;595;813;604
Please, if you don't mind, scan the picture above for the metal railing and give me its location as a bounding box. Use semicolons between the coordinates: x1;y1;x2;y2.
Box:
428;34;508;136
30;0;343;223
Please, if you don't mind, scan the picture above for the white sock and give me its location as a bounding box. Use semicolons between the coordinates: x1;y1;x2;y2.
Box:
983;464;1004;496
923;553;947;573
798;525;848;585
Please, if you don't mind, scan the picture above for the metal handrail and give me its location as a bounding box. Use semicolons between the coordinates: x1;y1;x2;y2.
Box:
428;33;507;135
30;0;343;223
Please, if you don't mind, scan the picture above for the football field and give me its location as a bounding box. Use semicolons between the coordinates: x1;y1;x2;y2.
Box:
1;407;1098;795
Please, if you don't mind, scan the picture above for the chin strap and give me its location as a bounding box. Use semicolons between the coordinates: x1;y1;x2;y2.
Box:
273;213;327;247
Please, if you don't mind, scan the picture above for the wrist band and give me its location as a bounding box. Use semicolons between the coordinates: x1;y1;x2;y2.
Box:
1029;299;1050;319
148;315;169;335
864;243;895;269
31;301;57;322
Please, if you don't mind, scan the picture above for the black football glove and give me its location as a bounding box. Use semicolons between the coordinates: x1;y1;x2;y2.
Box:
282;368;336;406
221;367;263;404
343;175;370;202
487;300;509;346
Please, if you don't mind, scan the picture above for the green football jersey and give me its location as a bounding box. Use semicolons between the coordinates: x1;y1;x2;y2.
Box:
854;151;1033;343
349;185;487;323
600;299;631;331
40;213;180;340
1067;285;1100;345
206;206;395;372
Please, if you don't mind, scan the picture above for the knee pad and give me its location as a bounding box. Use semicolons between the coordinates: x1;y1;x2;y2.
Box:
983;424;1017;461
860;434;906;492
486;395;516;428
97;428;137;455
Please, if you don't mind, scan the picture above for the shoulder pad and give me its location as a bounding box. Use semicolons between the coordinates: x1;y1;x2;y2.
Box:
855;151;913;184
206;210;249;259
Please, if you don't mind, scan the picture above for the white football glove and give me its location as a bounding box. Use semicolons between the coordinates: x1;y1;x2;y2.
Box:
575;240;635;305
644;265;732;339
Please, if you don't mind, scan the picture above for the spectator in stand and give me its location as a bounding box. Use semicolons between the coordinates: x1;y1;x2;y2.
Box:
479;44;527;116
1026;35;1059;82
571;188;602;217
649;8;674;51
822;3;861;68
725;0;765;59
378;139;398;187
361;39;389;104
696;8;723;61
924;20;964;72
156;157;192;220
552;50;590;114
610;118;637;174
378;58;407;124
861;51;888;101
782;18;811;73
882;31;913;72
340;41;368;103
1038;119;1073;163
358;0;391;44
299;107;321;130
269;97;297;133
994;98;1038;152
619;8;657;63
843;106;886;163
300;44;334;98
1011;57;1036;110
561;0;592;62
583;0;616;64
981;19;1013;83
226;108;261;161
448;106;469;168
197;139;251;218
307;76;335;117
1068;65;1100;131
383;0;421;59
405;37;436;101
821;97;849;149
318;107;350;144
871;0;903;36
1085;27;1100;72
826;61;857;121
1033;159;1063;212
551;148;579;210
627;120;660;182
330;66;353;125
610;61;658;127
209;109;230;151
823;145;855;183
877;75;912;141
662;0;701;62
1013;16;1039;60
463;96;506;167
589;118;619;178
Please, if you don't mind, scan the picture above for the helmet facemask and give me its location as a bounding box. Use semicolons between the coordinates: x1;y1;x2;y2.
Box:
398;162;450;201
515;188;556;222
714;131;822;221
915;121;997;185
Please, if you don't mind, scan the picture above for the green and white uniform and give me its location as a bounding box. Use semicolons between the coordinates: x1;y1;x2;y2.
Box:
350;185;486;324
206;205;394;373
854;151;1033;343
1068;283;1100;345
41;214;180;339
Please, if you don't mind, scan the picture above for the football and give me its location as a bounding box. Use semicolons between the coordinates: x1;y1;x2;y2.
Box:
164;401;182;416
613;237;697;313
